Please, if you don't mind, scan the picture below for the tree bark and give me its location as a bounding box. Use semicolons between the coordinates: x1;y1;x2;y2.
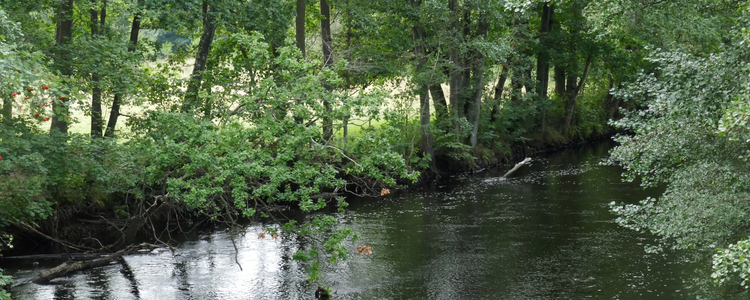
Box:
535;2;552;99
90;0;106;139
31;243;159;284
320;0;334;140
49;0;75;134
429;85;448;120
554;65;566;99
410;0;438;173
509;16;525;104
469;18;488;154
296;0;306;57
563;56;592;133
537;3;554;134
448;0;462;141
490;63;509;123
183;1;217;113
105;0;140;138
343;0;352;142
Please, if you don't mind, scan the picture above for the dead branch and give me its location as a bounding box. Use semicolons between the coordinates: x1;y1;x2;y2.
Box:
483;157;532;183
501;157;532;179
30;243;160;284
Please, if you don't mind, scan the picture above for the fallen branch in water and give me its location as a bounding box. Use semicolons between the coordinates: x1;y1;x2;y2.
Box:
483;157;532;182
30;243;161;284
501;157;532;179
0;253;106;261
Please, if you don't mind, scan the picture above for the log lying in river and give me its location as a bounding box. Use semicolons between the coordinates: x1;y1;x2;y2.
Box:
483;157;532;182
30;243;160;284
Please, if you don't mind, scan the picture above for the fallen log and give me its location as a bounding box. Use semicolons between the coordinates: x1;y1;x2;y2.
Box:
501;157;532;178
0;253;106;261
31;243;159;284
483;157;532;182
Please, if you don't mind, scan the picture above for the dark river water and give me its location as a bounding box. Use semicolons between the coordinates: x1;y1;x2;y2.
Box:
2;142;710;299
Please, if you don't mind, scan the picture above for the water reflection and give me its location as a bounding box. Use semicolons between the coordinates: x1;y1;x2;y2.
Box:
3;142;708;299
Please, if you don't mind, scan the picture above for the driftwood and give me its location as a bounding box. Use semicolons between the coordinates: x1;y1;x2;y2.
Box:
31;243;159;284
501;157;532;178
483;157;532;182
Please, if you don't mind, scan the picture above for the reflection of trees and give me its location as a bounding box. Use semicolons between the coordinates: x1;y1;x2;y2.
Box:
119;258;141;298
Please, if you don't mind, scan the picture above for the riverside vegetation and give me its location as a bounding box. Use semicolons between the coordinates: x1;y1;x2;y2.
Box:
1;0;750;298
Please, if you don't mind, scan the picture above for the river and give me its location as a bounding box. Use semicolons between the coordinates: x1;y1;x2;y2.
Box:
2;142;709;299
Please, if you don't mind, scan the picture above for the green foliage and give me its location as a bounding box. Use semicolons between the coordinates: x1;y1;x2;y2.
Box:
607;32;750;290
0;268;11;300
0;121;140;218
713;238;750;287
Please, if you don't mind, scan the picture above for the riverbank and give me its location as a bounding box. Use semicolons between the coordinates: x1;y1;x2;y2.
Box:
3;140;716;300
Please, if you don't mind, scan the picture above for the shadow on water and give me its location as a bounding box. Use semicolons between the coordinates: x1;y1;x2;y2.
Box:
0;141;719;299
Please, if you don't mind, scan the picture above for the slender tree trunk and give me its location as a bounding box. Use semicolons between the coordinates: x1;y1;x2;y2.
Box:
105;1;140;137
469;18;488;154
429;85;448;119
554;65;566;99
563;56;592;133
411;0;438;173
296;0;306;57
460;7;472;118
490;63;509;123
320;0;334;140
509;17;524;104
343;0;352;142
183;1;217;113
536;2;552;99
50;0;75;134
448;0;462;141
90;0;106;139
537;3;554;134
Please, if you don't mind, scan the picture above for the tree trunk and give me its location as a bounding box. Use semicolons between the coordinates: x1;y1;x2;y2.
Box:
90;0;106;139
31;243;159;284
183;1;217;113
460;7;472;118
509;17;525;104
296;0;306;57
320;0;334;140
537;3;554;134
448;0;462;141
105;0;140;138
535;2;552;99
343;0;352;142
469;18;488;154
563;56;592;133
554;65;566;99
49;0;75;134
429;85;448;120
412;0;438;173
490;63;509;123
